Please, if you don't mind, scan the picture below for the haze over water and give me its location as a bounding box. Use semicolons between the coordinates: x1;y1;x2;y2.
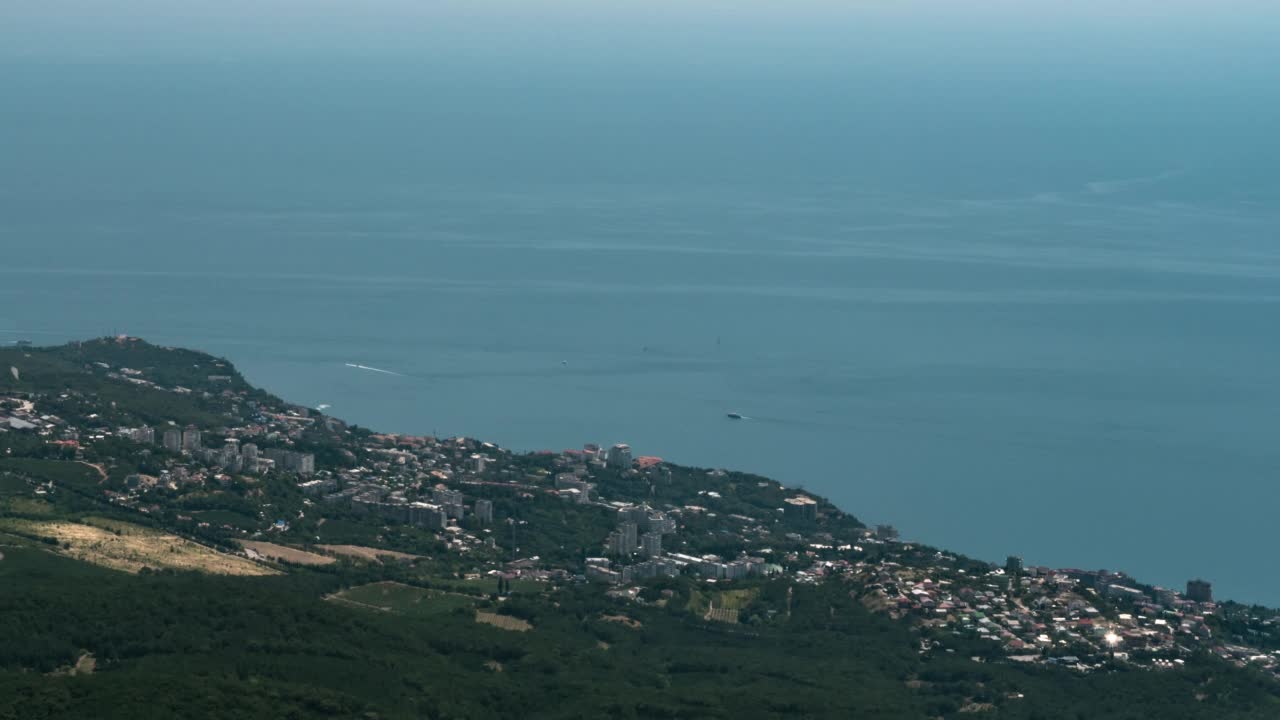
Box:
3;2;1280;603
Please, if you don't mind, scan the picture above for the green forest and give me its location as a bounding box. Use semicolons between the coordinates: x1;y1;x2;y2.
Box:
1;539;1278;720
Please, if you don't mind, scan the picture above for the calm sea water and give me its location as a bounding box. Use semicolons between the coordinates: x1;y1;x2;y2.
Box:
2;4;1279;603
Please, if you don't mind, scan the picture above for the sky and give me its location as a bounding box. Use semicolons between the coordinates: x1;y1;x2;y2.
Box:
4;1;1279;61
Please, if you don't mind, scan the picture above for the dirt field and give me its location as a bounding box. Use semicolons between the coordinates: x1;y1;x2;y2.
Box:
600;614;643;629
475;611;532;632
0;518;277;576
317;544;421;563
239;540;336;566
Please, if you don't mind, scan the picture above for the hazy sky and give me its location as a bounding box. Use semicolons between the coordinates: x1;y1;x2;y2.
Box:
3;1;1277;192
4;1;1279;62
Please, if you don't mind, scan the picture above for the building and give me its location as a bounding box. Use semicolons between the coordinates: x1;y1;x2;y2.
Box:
1104;583;1144;601
605;531;627;556
629;558;680;580
606;443;632;469
299;478;338;496
620;521;638;553
645;512;676;535
1006;555;1024;575
1187;579;1213;603
724;559;752;580
875;524;899;541
783;496;818;522
239;443;259;472
640;531;662;558
122;426;154;444
586;563;623;584
162;428;182;453
262;448;316;476
618;505;648;525
555;475;593;502
409;502;448;530
432;487;466;519
181;427;202;451
474;498;494;524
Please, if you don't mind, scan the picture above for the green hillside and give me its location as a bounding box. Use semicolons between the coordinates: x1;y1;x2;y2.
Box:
1;339;1278;719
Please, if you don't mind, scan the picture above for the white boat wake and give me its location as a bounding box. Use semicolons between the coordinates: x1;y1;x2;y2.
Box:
344;363;405;377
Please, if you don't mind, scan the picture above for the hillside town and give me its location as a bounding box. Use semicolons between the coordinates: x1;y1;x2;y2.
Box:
2;339;1279;686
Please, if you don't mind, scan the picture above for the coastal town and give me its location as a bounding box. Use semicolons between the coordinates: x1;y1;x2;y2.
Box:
3;337;1279;688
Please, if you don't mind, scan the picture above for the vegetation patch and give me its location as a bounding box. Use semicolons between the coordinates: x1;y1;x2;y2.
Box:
191;509;258;530
0;517;278;575
317;544;421;563
239;540;336;566
475;611;532;632
47;653;96;677
329;581;473;617
0;473;31;495
600;614;643;629
702;587;761;624
2;497;54;516
0;458;101;490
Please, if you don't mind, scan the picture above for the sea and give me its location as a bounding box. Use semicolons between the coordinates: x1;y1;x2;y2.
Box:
2;3;1279;603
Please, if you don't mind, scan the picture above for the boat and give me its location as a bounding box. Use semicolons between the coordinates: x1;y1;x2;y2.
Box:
726;412;743;420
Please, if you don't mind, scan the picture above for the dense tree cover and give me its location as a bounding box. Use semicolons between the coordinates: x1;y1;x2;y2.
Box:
0;338;282;429
1;541;1278;719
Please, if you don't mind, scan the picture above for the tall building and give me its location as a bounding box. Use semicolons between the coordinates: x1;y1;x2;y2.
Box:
606;443;632;469
619;521;638;553
431;487;465;518
619;505;648;525
1005;555;1024;575
162;428;182;453
218;446;239;468
1186;579;1213;603
181;427;201;451
640;531;662;558
605;531;628;557
783;496;818;522
241;443;259;473
645;512;676;535
409;502;447;530
262;448;316;476
474;498;494;524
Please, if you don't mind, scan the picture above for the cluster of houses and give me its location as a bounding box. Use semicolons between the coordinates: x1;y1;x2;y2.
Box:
0;397;61;434
9;350;1280;683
